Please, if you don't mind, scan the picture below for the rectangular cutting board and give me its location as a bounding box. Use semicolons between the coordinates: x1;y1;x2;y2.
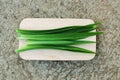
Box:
19;18;96;60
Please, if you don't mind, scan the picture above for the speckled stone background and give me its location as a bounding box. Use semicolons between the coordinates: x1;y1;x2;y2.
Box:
0;0;120;80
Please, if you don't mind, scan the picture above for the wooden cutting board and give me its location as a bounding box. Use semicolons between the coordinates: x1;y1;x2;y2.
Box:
19;18;96;60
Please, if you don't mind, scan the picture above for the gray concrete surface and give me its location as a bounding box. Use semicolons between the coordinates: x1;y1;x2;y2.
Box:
0;0;120;80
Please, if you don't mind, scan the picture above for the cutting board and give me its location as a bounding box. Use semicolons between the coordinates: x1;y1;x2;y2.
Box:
19;18;96;60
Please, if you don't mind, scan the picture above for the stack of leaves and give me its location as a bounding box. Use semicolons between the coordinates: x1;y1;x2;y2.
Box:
16;22;102;54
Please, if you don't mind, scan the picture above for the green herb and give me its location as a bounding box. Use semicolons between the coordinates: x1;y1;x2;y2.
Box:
16;22;102;54
16;45;95;54
18;32;102;40
27;40;96;45
16;22;100;35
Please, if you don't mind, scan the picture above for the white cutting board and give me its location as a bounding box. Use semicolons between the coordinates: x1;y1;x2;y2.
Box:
19;18;96;60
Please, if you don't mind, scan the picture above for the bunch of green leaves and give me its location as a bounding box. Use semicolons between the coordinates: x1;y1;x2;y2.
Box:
16;22;102;54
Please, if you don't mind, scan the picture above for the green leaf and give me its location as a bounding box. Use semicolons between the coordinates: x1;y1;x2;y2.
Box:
18;32;103;40
16;22;100;35
16;45;95;54
27;40;96;45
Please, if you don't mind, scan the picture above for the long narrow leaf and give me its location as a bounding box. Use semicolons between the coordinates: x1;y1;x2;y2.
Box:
18;32;102;40
27;40;95;45
16;45;95;54
16;22;100;35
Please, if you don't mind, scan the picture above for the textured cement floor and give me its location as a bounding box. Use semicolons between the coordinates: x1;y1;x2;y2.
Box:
0;0;120;80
